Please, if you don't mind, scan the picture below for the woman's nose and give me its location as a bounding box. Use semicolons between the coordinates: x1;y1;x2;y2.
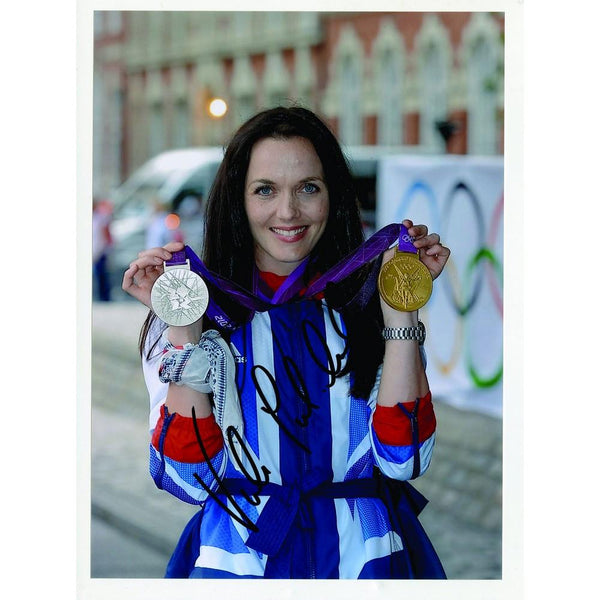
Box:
276;192;301;220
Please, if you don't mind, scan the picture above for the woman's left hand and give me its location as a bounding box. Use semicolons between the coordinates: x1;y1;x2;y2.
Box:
379;220;450;325
385;219;450;281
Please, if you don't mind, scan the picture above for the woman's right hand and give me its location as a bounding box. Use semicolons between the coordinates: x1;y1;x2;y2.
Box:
122;241;185;308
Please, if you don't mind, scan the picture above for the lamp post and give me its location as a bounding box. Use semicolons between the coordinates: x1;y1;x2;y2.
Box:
199;94;228;145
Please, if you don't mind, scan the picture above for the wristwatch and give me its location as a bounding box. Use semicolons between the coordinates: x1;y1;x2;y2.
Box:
382;320;426;345
150;250;209;326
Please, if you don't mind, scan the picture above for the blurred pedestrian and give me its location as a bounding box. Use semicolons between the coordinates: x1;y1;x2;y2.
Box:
177;192;206;248
145;196;184;249
92;197;113;301
123;107;450;579
177;192;204;219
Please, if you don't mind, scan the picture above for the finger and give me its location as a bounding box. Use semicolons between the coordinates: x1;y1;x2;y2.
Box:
423;243;450;257
136;242;184;260
133;252;167;269
162;241;185;253
414;232;441;249
407;224;428;239
137;246;171;259
122;264;142;293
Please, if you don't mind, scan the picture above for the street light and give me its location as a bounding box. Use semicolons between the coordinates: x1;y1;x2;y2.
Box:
208;97;228;118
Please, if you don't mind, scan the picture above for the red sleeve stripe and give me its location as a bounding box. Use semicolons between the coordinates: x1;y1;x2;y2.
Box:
151;404;224;463
372;391;436;446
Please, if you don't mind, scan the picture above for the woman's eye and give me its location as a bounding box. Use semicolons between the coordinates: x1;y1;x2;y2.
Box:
302;182;319;194
255;185;272;196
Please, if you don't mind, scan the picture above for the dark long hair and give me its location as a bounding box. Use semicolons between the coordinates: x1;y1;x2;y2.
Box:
140;106;384;398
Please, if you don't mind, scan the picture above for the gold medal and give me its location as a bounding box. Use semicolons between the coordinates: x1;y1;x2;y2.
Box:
378;250;433;312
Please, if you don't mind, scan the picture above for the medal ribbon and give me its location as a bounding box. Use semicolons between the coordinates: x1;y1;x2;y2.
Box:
397;223;418;254
181;222;408;329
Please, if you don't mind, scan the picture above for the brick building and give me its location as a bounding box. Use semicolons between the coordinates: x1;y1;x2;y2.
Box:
93;11;504;197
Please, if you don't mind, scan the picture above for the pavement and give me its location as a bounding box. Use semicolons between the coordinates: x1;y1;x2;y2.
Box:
90;300;502;579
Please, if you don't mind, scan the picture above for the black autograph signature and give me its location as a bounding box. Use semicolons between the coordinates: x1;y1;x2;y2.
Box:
189;306;350;531
191;407;270;531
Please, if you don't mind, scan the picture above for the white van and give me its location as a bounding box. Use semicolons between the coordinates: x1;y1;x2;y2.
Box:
108;147;224;287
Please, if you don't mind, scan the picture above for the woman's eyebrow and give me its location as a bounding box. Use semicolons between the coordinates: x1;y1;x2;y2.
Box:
247;178;275;187
247;176;325;186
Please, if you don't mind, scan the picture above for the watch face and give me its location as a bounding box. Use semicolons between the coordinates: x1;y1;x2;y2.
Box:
150;268;209;326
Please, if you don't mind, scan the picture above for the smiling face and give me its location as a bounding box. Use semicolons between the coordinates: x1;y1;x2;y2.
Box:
244;136;330;275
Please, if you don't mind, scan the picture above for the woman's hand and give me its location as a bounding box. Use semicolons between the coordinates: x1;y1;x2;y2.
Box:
379;220;451;326
401;219;450;281
122;241;185;309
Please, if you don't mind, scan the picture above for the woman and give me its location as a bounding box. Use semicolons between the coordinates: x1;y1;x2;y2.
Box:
123;107;450;579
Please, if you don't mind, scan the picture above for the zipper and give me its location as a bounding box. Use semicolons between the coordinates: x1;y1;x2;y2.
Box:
409;409;421;479
399;397;421;479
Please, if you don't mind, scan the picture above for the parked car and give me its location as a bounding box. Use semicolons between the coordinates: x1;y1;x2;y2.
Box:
107;147;224;295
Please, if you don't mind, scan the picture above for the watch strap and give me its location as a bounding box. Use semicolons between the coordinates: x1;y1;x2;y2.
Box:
382;321;426;345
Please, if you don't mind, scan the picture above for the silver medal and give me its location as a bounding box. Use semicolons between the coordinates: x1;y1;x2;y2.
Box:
151;260;209;326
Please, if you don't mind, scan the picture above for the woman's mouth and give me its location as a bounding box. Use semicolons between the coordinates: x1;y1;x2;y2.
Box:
270;226;309;242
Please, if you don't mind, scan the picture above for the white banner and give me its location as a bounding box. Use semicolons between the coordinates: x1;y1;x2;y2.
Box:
376;156;504;418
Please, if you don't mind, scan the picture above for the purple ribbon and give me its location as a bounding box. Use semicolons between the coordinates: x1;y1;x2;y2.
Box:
165;250;187;266
180;223;410;330
302;223;416;299
397;224;418;254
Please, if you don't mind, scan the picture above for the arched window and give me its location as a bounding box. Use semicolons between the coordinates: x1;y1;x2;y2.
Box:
468;37;496;154
340;55;362;145
147;71;165;157
172;99;189;149
461;13;502;154
231;56;257;127
416;15;451;152
149;102;165;157
378;50;402;145
294;46;316;107
373;22;406;146
322;25;364;145
171;67;190;149
264;51;291;108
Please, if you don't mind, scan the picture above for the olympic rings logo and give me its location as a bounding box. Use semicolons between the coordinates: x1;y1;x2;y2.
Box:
393;177;503;390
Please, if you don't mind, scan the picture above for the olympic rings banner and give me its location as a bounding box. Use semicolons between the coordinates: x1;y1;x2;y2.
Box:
376;156;504;418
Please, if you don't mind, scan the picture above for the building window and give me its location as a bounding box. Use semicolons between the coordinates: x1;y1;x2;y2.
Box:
149;103;165;157
416;15;451;152
235;95;256;128
264;51;291;108
339;56;362;145
373;20;405;146
106;11;122;35
294;46;316;107
94;12;104;36
420;42;448;151
173;100;189;149
467;37;497;154
462;13;502;155
323;25;364;145
231;56;257;128
377;49;403;145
